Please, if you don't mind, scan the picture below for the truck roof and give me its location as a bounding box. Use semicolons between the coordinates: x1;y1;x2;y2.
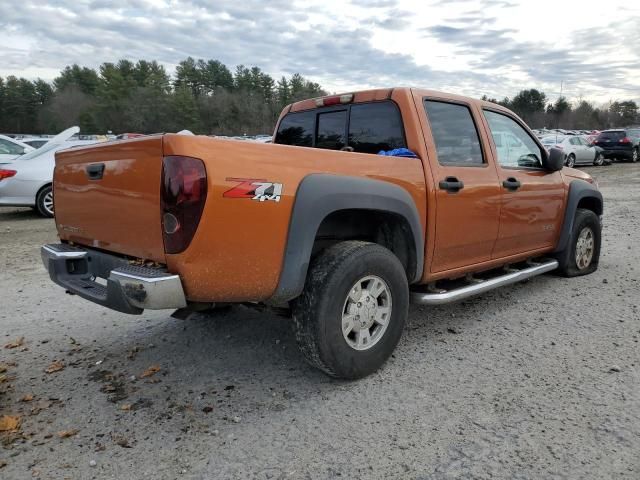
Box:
288;87;508;114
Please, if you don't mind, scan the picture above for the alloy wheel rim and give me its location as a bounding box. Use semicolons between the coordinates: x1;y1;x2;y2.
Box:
567;155;575;167
595;154;603;165
633;150;638;162
341;275;392;351
43;191;54;215
575;227;594;270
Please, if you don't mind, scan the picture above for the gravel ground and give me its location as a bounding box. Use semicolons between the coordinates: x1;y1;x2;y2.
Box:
1;164;639;480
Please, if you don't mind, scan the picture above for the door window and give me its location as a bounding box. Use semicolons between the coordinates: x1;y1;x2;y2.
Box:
348;102;406;153
483;110;544;168
424;100;484;166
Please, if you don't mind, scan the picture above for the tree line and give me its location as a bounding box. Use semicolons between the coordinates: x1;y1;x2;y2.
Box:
0;60;637;135
0;58;325;135
482;89;639;130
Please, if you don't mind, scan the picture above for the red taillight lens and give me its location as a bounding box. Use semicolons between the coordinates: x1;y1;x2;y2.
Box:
0;169;17;181
620;137;631;144
161;156;207;254
314;94;353;107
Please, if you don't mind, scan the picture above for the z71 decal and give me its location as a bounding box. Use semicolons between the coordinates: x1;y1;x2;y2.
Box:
223;178;283;203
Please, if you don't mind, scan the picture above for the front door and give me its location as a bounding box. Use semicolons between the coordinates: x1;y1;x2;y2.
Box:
481;109;565;257
421;99;502;272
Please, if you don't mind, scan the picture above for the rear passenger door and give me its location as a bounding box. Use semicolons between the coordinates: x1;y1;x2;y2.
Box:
481;109;565;257
422;99;502;272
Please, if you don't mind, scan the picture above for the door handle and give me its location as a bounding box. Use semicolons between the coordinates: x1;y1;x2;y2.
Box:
502;177;521;191
86;163;105;180
439;176;464;193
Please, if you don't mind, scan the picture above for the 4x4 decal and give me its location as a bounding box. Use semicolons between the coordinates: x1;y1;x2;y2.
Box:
223;178;283;203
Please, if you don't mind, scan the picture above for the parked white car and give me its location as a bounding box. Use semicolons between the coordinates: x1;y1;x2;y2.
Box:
540;135;605;167
0;127;102;217
0;135;35;161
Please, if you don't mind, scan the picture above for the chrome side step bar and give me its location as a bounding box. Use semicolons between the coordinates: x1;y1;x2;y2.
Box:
411;259;559;305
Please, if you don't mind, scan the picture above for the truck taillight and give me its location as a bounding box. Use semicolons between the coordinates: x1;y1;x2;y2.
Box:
0;169;17;181
619;137;631;144
161;156;207;254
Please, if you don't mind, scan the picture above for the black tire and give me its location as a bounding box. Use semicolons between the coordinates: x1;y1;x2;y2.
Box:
593;152;604;166
35;185;54;218
632;148;638;163
566;154;576;168
292;241;409;379
556;208;601;277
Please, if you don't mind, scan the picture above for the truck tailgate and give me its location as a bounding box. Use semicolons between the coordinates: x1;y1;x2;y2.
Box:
54;136;166;262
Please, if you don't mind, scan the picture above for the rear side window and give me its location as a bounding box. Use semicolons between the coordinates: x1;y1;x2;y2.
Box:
274;111;314;147
424;100;484;166
349;103;406;153
316;110;347;150
0;139;25;155
597;131;625;141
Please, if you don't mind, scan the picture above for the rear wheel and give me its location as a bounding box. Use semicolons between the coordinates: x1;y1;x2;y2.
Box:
35;185;54;218
593;152;604;166
566;154;576;168
632;148;638;163
292;241;409;379
556;208;601;277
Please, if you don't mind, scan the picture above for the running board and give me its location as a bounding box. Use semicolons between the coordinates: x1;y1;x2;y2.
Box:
411;259;559;305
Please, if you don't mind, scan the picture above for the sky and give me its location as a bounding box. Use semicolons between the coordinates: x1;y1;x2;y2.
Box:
1;0;639;105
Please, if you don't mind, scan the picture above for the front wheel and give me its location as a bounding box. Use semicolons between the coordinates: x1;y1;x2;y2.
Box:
593;152;604;166
35;185;54;218
556;208;601;277
292;241;409;379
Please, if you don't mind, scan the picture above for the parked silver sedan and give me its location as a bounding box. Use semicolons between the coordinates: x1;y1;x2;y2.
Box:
0;127;101;217
540;135;605;167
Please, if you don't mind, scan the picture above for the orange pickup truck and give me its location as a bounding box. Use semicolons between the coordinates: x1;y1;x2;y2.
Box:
42;88;603;379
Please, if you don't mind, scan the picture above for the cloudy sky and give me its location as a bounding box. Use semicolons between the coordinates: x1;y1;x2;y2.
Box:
1;0;639;104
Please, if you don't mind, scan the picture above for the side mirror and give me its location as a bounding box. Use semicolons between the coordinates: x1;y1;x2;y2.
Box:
544;147;564;171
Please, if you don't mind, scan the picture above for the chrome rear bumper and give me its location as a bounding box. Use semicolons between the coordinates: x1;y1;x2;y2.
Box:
41;244;186;314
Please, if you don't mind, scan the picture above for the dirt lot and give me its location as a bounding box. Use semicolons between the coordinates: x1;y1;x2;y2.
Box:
1;164;639;480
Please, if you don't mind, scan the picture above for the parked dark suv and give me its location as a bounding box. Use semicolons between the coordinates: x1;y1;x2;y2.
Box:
593;129;640;162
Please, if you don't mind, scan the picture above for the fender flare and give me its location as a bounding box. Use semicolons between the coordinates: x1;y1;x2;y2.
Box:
554;180;603;253
270;174;424;302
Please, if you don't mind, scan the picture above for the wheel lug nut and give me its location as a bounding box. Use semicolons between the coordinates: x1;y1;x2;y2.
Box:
357;302;362;307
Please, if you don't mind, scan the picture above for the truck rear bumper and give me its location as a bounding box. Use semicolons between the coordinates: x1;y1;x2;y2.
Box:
41;244;187;315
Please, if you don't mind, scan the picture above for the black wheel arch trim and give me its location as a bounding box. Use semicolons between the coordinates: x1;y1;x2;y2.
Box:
554;180;603;253
270;174;424;302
